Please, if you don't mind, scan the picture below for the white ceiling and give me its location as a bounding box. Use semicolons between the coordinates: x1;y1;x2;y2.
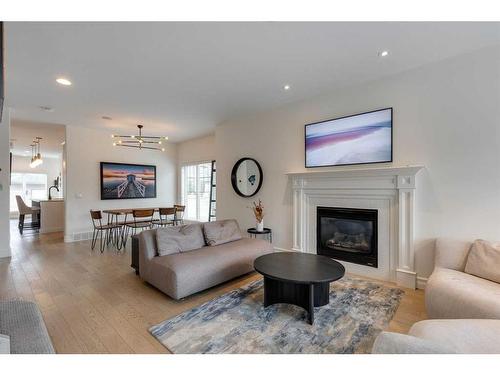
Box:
5;22;500;143
10;119;65;158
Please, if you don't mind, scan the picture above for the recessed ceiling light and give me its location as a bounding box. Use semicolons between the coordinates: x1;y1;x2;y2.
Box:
379;50;389;57
39;106;54;112
283;84;291;91
102;116;113;120
56;77;72;86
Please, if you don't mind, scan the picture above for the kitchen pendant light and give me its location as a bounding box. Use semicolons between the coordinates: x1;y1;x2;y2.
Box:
29;137;43;168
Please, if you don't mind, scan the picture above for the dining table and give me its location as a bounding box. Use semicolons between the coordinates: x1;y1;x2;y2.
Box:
102;207;174;250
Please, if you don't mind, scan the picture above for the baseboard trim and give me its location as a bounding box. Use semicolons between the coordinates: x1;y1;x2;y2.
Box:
273;246;298;253
417;276;428;290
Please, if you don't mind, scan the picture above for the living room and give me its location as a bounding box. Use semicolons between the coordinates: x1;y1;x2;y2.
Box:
1;1;500;373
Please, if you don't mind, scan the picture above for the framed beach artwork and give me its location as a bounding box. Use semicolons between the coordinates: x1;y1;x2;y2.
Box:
100;162;157;200
305;108;393;168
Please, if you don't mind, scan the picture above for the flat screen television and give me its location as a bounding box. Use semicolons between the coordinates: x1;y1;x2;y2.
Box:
305;108;393;168
100;162;157;200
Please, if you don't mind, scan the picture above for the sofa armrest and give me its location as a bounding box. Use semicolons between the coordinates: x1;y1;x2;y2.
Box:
138;229;158;277
434;238;472;271
0;334;10;354
372;332;455;354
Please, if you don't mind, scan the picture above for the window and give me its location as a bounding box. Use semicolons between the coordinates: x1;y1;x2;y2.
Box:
181;162;212;222
10;173;48;213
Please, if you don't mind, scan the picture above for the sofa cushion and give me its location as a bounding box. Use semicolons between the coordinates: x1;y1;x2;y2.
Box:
465;239;500;283
156;224;205;256
425;268;500;319
203;219;242;246
372;331;455;354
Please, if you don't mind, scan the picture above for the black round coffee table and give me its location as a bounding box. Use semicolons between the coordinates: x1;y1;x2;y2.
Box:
254;252;345;324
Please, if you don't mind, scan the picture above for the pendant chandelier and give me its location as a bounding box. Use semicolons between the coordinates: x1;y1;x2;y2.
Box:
30;137;43;168
111;125;168;152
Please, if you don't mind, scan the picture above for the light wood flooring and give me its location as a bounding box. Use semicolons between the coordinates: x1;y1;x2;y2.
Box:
0;221;427;353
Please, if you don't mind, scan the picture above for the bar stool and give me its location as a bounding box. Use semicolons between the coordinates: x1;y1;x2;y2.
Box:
15;195;40;234
90;210;119;253
152;207;176;227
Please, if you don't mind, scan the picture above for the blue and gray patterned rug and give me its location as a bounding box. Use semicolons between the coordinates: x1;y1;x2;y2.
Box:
149;276;404;354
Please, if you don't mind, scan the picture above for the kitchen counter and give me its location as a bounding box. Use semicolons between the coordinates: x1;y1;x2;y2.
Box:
31;199;65;234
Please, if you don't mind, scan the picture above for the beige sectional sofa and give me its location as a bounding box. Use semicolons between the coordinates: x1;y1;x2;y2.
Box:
138;219;273;299
373;237;500;354
425;238;500;319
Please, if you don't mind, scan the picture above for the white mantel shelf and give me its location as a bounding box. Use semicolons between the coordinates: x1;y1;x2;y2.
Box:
288;164;424;289
286;165;424;178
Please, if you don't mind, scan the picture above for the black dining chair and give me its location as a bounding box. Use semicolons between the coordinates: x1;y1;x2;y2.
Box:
90;210;119;253
173;205;185;226
123;209;155;245
152;207;176;227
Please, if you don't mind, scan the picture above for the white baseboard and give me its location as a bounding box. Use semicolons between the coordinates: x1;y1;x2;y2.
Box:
417;276;428;290
273;246;297;252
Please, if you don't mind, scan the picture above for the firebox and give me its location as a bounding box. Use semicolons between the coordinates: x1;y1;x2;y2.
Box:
316;206;378;268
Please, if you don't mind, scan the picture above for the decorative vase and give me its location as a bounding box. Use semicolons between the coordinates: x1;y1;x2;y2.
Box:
256;220;264;232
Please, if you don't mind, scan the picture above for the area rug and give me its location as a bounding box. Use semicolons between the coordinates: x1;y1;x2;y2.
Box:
149;277;404;354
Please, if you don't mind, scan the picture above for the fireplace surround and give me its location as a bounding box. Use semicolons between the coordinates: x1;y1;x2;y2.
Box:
317;206;378;268
288;165;423;289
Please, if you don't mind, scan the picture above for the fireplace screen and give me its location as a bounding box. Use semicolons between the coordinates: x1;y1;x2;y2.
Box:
317;207;378;268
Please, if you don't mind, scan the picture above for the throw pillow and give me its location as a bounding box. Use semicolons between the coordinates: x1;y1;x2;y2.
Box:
203;219;242;246
156;224;205;256
464;239;500;283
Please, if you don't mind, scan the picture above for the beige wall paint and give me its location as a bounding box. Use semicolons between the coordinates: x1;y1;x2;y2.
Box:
64;125;177;241
0;109;11;258
216;45;500;279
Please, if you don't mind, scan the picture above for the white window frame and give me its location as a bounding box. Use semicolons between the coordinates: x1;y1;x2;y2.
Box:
180;161;212;222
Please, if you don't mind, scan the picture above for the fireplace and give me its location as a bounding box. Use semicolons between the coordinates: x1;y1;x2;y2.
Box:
316;207;378;268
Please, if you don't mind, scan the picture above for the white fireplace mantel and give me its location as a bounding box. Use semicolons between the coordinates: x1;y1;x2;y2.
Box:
287;165;424;289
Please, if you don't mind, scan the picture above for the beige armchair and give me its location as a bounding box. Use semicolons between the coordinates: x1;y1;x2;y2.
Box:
425;238;500;319
15;195;40;234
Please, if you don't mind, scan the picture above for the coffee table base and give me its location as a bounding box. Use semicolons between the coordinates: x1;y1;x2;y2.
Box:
263;276;330;324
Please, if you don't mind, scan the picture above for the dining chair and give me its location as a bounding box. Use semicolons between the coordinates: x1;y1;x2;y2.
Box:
152;207;176;227
123;209;155;244
90;210;119;253
173;205;185;226
16;195;40;234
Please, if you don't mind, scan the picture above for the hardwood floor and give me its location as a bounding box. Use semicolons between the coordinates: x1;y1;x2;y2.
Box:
0;221;427;353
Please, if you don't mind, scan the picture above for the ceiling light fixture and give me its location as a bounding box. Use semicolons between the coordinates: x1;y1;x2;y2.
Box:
39;106;54;112
102;116;112;120
29;137;44;168
56;77;72;86
379;50;389;57
283;84;291;91
111;125;168;152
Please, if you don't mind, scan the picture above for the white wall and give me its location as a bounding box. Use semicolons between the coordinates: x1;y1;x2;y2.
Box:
216;45;500;279
176;134;215;202
0;109;11;258
64;125;177;241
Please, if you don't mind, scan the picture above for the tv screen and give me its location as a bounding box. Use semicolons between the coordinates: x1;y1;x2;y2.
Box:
100;162;157;200
305;108;393;168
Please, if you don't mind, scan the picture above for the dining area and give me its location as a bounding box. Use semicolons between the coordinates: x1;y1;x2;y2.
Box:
89;205;185;252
